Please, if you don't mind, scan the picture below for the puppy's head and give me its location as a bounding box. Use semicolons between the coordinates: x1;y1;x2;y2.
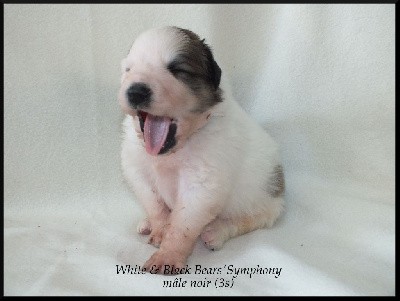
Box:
118;26;222;156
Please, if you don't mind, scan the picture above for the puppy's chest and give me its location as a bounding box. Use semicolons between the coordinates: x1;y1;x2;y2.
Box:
150;161;181;209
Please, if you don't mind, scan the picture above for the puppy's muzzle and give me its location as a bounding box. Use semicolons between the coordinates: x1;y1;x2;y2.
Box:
127;83;152;108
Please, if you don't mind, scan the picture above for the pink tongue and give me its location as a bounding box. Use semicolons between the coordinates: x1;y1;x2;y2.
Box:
144;114;171;156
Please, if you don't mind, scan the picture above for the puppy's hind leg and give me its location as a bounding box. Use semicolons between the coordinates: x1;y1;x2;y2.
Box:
137;218;151;235
201;197;284;250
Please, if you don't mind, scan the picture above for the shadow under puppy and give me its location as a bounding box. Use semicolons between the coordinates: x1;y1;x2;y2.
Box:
119;26;284;274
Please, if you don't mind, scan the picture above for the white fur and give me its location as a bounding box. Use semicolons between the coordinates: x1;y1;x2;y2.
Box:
122;77;283;218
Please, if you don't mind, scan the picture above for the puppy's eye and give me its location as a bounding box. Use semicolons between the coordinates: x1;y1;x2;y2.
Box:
167;60;194;76
125;67;131;72
174;69;192;75
168;66;183;74
168;66;194;77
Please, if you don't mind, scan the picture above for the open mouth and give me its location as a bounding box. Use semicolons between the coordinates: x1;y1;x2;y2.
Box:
137;110;177;156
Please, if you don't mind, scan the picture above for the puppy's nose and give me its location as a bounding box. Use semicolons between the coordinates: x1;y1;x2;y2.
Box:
126;83;152;108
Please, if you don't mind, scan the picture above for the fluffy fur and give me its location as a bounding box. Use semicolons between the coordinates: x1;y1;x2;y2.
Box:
119;26;284;274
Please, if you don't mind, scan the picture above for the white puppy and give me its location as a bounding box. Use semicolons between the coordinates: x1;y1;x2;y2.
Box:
119;26;284;274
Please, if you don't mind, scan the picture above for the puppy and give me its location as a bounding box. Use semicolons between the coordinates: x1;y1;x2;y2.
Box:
119;26;284;274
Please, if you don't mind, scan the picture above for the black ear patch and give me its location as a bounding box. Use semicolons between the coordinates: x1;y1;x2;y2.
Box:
211;58;222;89
171;27;222;90
202;40;222;90
168;27;223;112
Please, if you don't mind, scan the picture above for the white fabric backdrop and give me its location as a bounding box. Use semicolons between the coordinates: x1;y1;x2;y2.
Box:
4;4;395;296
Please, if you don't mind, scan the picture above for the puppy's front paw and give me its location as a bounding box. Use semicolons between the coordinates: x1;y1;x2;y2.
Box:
201;219;231;251
147;227;165;248
143;250;187;275
137;219;165;247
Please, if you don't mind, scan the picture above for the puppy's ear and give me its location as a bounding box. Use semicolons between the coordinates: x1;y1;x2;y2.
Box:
202;40;222;90
210;58;222;89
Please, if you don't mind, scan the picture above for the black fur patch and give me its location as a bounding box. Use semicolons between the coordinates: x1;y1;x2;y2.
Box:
167;27;223;113
268;165;285;198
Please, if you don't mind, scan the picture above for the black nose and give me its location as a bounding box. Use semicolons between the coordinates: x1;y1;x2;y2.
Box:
126;83;152;108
